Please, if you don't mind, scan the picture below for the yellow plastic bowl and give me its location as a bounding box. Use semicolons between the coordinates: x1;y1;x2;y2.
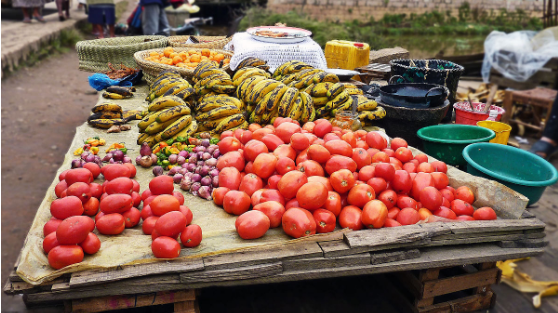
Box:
476;121;512;145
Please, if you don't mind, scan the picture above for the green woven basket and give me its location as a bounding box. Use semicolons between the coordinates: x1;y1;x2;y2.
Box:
76;36;169;73
168;36;232;49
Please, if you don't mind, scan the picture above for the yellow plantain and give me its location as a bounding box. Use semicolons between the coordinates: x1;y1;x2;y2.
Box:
161;115;193;140
156;105;191;123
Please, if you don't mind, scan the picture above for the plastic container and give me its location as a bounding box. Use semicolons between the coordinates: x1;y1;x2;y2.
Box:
416;125;495;167
476;121;512;145
453;102;505;125
463;143;558;205
325;40;370;70
332;110;360;131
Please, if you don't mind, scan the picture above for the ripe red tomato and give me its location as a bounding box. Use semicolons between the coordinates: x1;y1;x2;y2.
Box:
141;216;159;235
218;136;242;154
48;245;84;269
397;196;418;210
148;194;180;216
275;122;301;143
223;190;251;215
402;162;417;173
347;184;375;208
172;191;184;205
367;177;387;195
100;194;133;214
152;236;181;258
352;148;372;171
440;188;455;202
297;160;324;177
473;207;497;220
290;133;310;151
411;172;434;200
371;152;390;163
313;209;336;233
104;177;134;196
296;182;328;211
455;186;475;204
430;172;449;190
414;154;429;164
285;198;300;210
456;215;475;221
97;213;126;235
417;162;435;173
325;155;357;175
65;168;94;186
249;123;262;132
384;218;402;227
267;174;282;190
314;120;333;138
307;144;331;164
324;140;353;157
358;165;375;182
296;148;309;165
282;207;317;238
56;216;94;245
276;157;296;175
450;199;474;216
43;232;60;254
302;121;315;133
323;191;342;216
123;163;136;178
261;134;284;151
253;153;278;179
420;186;443;211
58;169;71;181
330;169;356;194
239;130;253;144
361;200;388;228
396;208;420;225
180;224;202;247
50;196;84;220
217;151;245;172
218;167;241;190
235;210;270;239
277;171;308;199
239;173;264;197
375;163;395;182
429;161;447;173
338;205;363;230
391;170;412;194
390;137;408;150
122;207;141;228
253;201;286;228
418;208;433;220
433;206;457;219
140;205;153;221
388;207;400;219
80;232;101;254
42;219;62;237
141;189;153;201
252;128;274;141
307;176;333;191
274;144;297;160
394;147;413;163
389;157;403;169
102;164;131;181
155;211;187;237
179;205;193;225
378;190;398;209
65;182;92;204
244;140;269;162
366;132;387;150
149;175;174;195
55;180;68;198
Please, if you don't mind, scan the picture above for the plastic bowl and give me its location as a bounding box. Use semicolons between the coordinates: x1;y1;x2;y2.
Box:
417;125;495;167
463;143;558;205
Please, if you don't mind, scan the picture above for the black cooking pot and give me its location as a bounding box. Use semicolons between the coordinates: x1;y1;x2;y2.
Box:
378;76;449;108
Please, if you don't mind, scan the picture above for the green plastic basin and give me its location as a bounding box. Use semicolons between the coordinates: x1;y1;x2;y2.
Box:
416;125;495;167
463;143;558;205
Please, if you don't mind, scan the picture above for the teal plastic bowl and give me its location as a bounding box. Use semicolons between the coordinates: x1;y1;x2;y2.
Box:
463;143;558;205
417;125;495;167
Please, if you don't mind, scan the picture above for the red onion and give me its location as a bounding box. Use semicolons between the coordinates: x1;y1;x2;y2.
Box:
179;150;189;158
180;176;193;191
123;156;132;163
168;154;178;164
200;165;209;176
177;156;186;165
112;149;124;162
207;147;215;155
140;143;152;157
212;175;219;187
198;186;212;200
197;161;204;167
85;154;96;163
173;174;183;184
201;139;210;147
189;155;198;164
194;166;201;174
184;172;194;180
202;152;211;160
205;158;217;167
136;156;142;164
196;151;204;159
195;146;205;153
94;155;101;162
168;166;181;176
71;159;82;168
209;168;219;177
102;153;113;162
81;152;90;160
179;168;188;175
152;166;164;176
109;158;117;164
191;173;202;182
138;156;153;168
151;154;158;163
200;176;212;186
186;163;196;172
209;144;218;150
95;159;103;168
191;182;201;192
213;150;220;158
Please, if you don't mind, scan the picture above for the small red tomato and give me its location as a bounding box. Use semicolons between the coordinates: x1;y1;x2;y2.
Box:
151;236;181;258
79;232;101;254
473;207;497;220
223;190;251;215
313;209;336;233
282;208;317;238
180;224;203;247
433;206;457;219
455;186;475;204
43;232;60;254
396;208;420;225
347;184;375;208
377;190;398;209
338;205;363;230
361;200;388;229
235;210;270;239
122;207;141;228
253;201;286;228
384;218;402;227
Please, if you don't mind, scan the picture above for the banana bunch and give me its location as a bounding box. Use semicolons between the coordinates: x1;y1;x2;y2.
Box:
102;86;136;99
195;95;247;134
138;95;197;147
236;57;270;72
354;95;386;122
192;61;235;96
146;70;195;104
88;102;125;129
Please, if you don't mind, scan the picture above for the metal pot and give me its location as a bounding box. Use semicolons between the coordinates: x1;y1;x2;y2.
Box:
371;75;449;108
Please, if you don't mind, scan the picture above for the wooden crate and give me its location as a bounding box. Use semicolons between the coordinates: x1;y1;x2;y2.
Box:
387;262;500;313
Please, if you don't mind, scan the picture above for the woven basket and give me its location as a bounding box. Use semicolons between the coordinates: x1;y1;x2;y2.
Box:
76;36;169;73
168;36;232;50
134;47;233;81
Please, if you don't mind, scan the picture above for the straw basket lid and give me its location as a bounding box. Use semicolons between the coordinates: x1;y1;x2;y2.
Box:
168;36;232;50
76;36;169;73
134;47;234;80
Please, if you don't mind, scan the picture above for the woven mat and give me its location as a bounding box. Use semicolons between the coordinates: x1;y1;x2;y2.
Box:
369;47;409;64
225;32;327;71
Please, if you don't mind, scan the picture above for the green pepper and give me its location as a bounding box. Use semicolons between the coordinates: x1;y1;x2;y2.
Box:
157;159;162;166
119;147;127;154
94;136;100;140
164;146;173;156
210;138;219;145
176;136;184;143
166;139;174;145
162;160;170;167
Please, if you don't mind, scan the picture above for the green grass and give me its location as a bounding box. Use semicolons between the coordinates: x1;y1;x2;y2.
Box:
239;4;544;49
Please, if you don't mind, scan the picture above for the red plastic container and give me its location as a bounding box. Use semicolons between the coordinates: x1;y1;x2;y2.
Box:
453;102;505;125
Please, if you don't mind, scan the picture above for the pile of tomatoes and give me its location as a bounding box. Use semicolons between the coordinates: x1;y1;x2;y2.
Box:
212;117;498;240
140;175;202;259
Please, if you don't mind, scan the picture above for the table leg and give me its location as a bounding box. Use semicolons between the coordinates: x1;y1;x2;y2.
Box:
502;91;513;123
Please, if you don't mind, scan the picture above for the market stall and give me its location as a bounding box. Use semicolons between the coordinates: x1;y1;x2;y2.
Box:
4;29;556;313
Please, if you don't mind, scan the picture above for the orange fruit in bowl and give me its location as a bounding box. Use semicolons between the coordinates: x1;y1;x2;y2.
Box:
201;49;210;57
163;47;174;57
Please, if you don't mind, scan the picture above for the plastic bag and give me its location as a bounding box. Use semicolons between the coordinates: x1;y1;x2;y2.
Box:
88;72;143;91
481;27;558;83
